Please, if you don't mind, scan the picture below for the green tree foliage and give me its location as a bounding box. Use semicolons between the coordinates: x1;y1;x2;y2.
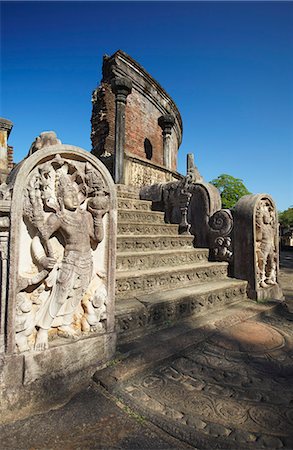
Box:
278;207;293;227
210;174;251;209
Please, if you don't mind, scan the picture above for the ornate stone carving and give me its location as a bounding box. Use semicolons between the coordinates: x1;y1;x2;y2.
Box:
15;292;35;352
126;159;177;187
114;309;293;449
187;153;203;183
116;249;208;271
13;153;112;352
116;235;194;253
255;198;277;288
208;209;233;262
233;194;282;300
140;175;193;235
116;264;228;298
0;216;10;230
111;77;132;184
28;131;61;156
0;182;11;200
158;114;175;169
162;176;192;231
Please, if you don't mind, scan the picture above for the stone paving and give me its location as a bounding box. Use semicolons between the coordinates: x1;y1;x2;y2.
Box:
114;311;293;449
1;251;292;449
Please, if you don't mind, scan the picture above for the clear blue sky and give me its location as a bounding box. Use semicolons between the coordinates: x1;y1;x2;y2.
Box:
1;1;292;211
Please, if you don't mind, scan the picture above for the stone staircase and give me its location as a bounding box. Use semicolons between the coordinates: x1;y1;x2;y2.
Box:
115;185;248;342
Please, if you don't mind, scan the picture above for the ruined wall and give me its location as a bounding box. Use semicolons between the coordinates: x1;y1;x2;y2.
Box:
91;84;115;159
91;50;182;179
0;118;13;183
125;90;164;166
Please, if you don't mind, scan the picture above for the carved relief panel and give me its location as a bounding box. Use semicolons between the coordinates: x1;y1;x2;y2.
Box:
7;146;116;354
255;198;278;289
233;194;282;301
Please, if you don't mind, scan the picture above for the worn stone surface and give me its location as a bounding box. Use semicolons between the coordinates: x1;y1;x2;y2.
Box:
0;253;291;446
96;296;293;449
116;262;229;299
0;117;13;183
124;153;181;186
115;280;247;343
117;234;194;252
7;144;117;354
0;383;189;449
91;50;182;186
118;221;179;235
0;142;117;423
111;76;132;183
116;248;209;271
279;250;293;311
118;196;152;211
91;50;183;182
115;186;249;342
234;194;283;300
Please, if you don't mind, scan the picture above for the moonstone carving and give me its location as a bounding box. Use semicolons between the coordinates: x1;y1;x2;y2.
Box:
15;153;110;352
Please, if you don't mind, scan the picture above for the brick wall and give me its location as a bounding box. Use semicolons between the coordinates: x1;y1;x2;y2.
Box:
91;83;115;158
7;146;14;169
91;51;182;175
125;90;164;166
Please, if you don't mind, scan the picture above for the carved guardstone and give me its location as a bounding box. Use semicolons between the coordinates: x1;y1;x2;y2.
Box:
0;142;117;423
233;194;283;301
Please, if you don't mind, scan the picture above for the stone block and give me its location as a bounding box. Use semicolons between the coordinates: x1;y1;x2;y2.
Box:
23;332;116;385
233;194;283;300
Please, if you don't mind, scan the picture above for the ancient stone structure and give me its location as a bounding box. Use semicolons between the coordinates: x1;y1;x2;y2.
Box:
0;134;117;422
1;52;284;425
234;194;283;300
114;184;248;343
91;50;182;186
0;117;14;184
139;152;283;297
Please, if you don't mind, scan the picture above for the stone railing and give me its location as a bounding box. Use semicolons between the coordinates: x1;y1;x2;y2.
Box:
140;178;283;301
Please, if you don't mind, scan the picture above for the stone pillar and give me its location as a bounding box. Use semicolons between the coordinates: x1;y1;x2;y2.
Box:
0;205;10;353
0;118;13;183
186;153;204;183
158;114;175;169
111;77;132;184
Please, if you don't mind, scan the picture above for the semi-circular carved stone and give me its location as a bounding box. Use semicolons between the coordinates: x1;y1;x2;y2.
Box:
211;321;285;353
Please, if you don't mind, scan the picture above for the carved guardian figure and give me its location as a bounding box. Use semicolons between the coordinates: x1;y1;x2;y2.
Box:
16;153;110;351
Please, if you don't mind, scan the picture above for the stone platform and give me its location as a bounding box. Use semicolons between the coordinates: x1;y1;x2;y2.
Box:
95;297;293;449
1;289;293;449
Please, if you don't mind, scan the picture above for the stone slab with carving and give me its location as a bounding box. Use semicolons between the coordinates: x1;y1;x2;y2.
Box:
0;140;117;422
233;194;283;300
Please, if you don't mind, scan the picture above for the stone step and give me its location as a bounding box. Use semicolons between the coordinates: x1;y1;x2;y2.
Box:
116;261;228;299
116;248;209;271
118;197;152;211
118;222;179;236
117;235;195;253
116;184;141;199
118;209;165;224
115;278;248;342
